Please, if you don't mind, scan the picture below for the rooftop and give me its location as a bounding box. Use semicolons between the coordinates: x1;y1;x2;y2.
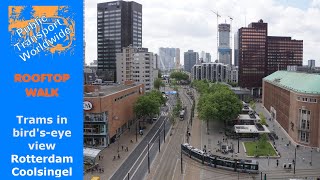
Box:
234;125;270;134
84;83;140;97
263;71;320;94
239;114;261;121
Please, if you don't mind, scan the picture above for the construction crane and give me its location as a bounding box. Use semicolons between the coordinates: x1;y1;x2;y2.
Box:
211;10;220;62
228;16;233;64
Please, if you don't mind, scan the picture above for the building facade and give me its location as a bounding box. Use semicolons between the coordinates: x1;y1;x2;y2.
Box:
158;47;179;71
205;53;211;63
84;82;144;148
266;36;303;76
191;63;229;82
263;71;320;148
238;19;268;90
238;19;303;96
234;32;239;66
97;1;142;82
116;47;154;92
175;48;180;69
229;65;238;83
218;23;232;65
308;59;316;69
184;50;199;73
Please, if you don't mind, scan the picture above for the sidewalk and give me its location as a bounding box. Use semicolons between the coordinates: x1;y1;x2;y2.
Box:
84;119;158;180
184;88;201;180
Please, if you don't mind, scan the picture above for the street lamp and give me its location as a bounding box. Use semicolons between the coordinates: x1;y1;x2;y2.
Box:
310;148;313;166
255;145;257;157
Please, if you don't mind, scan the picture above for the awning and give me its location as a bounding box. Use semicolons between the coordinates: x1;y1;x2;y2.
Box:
84;147;101;164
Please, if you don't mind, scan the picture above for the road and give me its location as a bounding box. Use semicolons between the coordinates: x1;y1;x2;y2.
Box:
110;88;175;180
146;88;192;180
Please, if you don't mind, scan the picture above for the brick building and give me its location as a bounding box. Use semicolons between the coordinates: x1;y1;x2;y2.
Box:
84;81;144;148
263;71;320;148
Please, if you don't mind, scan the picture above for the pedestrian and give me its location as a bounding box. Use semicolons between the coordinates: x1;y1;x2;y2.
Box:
122;145;124;151
276;159;279;167
126;147;129;151
101;168;104;173
113;156;116;160
118;154;120;159
98;155;101;160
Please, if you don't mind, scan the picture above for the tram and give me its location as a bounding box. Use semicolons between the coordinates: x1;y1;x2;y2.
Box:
181;143;259;174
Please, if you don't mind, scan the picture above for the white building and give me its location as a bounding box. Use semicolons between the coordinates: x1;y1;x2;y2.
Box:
191;62;228;82
228;65;238;83
191;63;238;83
116;47;155;92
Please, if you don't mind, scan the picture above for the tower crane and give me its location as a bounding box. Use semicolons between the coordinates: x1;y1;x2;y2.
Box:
228;16;233;65
211;10;220;62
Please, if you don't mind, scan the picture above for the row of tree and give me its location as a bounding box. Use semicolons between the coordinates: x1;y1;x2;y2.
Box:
170;71;189;81
133;90;166;120
192;80;242;130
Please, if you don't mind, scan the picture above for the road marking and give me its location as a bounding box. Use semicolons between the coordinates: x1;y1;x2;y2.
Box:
130;142;156;180
153;119;176;176
182;163;187;180
171;158;179;180
126;119;166;180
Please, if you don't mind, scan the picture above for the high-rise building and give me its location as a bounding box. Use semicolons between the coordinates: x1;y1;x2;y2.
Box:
238;20;268;90
200;51;206;63
234;32;239;66
184;50;199;73
158;48;179;71
218;23;232;65
205;53;211;63
266;36;303;75
154;54;159;69
97;1;142;82
175;48;180;69
308;59;316;68
116;47;154;92
237;19;303;95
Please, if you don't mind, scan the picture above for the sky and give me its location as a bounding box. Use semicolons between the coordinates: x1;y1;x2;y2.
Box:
85;0;320;66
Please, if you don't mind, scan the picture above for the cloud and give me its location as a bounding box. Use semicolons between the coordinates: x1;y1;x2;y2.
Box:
85;0;320;66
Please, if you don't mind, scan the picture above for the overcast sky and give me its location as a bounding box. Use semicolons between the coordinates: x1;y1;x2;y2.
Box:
85;0;320;66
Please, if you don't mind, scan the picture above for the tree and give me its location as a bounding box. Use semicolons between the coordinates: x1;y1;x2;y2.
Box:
147;90;166;105
198;90;242;130
170;71;189;81
158;71;162;78
249;100;256;111
173;99;182;117
192;80;209;94
134;96;160;120
259;112;267;126
154;78;164;90
199;100;218;133
258;134;268;148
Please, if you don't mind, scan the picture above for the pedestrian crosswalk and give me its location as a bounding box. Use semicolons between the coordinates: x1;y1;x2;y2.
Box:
161;112;168;116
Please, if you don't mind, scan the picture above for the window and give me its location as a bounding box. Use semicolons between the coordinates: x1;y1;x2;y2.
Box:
301;119;306;129
309;98;317;103
300;132;306;141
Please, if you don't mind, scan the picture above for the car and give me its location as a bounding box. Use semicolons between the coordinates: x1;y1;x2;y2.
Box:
153;117;158;121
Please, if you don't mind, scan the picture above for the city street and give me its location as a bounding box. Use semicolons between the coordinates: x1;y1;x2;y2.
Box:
109;87;176;180
146;87;192;180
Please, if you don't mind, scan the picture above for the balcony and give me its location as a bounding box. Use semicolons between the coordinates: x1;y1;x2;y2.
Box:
84;130;107;136
84;116;107;123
